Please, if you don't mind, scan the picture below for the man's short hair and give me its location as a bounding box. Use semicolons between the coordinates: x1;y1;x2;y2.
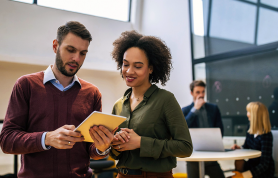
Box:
190;80;206;92
57;21;92;45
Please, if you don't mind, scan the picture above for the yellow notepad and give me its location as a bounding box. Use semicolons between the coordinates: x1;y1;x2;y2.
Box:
74;111;126;142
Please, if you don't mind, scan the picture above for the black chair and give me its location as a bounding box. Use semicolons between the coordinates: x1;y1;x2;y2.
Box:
90;158;117;178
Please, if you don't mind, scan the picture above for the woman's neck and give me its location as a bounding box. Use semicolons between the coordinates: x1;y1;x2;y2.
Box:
131;82;152;100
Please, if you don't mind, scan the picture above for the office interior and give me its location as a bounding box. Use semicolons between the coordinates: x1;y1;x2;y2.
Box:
0;0;277;177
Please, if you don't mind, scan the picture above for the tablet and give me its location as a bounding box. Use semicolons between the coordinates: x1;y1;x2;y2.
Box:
74;111;126;142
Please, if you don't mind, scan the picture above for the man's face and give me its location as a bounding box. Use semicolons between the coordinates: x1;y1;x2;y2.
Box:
191;86;206;101
53;32;89;77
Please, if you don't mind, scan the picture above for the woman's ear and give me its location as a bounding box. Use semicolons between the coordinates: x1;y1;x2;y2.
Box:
149;65;153;74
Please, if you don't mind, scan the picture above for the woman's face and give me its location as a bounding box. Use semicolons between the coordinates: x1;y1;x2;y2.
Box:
122;47;153;88
247;111;251;121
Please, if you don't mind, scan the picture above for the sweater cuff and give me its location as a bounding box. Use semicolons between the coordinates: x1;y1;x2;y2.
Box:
242;170;252;178
41;132;51;150
36;132;46;152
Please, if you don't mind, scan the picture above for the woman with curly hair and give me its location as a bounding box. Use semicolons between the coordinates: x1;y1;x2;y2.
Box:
109;30;193;178
231;102;274;178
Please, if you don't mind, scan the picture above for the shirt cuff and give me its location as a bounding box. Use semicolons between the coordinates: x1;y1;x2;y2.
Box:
242;170;252;178
96;147;111;155
190;107;199;114
41;132;51;150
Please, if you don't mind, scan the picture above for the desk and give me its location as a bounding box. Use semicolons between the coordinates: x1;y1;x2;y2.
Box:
177;149;261;178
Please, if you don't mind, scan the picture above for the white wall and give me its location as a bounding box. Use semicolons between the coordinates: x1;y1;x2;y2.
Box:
140;0;193;107
0;0;132;71
0;62;127;119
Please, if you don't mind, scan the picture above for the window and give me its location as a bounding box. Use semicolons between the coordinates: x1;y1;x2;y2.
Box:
12;0;131;22
189;0;278;136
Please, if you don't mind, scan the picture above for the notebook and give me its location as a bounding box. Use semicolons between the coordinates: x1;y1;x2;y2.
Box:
74;111;126;142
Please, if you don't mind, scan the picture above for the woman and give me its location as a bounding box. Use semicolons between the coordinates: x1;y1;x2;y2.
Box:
231;102;274;178
109;30;193;178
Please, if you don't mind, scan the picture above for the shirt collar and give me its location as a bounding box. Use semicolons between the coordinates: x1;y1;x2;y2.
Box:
43;65;81;87
122;84;158;101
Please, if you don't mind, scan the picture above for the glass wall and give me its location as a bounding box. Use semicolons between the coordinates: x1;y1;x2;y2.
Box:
190;0;278;136
191;0;278;60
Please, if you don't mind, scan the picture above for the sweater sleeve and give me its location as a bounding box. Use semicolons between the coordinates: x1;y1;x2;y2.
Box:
0;78;45;154
140;93;193;159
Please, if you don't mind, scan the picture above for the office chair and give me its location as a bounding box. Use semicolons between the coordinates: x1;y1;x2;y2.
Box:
90;157;117;178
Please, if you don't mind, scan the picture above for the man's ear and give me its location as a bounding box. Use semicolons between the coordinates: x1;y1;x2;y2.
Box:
190;91;193;96
53;39;59;53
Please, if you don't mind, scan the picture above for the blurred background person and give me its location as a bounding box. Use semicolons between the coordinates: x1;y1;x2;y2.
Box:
231;102;274;178
182;80;225;178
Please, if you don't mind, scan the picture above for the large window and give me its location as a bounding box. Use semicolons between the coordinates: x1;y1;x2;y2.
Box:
190;0;278;136
191;0;278;59
12;0;131;22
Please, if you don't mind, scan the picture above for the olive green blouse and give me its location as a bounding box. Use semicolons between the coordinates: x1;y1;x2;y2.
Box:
110;84;192;172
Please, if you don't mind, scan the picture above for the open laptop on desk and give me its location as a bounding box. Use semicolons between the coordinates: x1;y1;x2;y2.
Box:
189;128;233;152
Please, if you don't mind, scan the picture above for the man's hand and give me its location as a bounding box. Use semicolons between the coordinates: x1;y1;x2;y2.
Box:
45;125;84;149
89;126;117;153
194;96;205;110
111;128;141;151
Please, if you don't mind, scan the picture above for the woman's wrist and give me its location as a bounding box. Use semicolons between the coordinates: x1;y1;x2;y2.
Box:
137;136;141;148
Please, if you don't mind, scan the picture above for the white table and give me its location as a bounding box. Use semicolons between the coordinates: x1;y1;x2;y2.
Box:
177;149;261;178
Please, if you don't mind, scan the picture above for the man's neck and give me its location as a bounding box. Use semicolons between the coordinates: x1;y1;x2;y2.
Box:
51;65;74;88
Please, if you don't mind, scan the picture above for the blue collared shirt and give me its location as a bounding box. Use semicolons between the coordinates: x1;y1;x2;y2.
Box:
41;66;108;155
41;65;81;150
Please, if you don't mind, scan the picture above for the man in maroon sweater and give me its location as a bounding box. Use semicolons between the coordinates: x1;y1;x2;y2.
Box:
0;21;115;178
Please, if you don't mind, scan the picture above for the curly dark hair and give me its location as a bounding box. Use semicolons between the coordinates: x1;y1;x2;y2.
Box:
111;30;172;86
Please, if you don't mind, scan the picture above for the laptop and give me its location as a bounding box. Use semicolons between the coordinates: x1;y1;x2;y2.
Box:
189;128;232;152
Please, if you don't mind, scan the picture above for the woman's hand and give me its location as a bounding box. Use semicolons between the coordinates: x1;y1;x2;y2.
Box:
113;130;130;143
111;128;141;151
231;171;244;178
231;144;241;150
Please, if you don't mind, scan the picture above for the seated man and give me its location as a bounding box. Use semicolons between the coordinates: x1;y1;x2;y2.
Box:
182;80;225;178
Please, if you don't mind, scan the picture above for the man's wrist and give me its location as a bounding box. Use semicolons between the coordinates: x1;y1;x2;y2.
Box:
96;147;111;155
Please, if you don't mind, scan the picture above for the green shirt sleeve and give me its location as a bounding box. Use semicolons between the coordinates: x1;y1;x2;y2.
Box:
140;93;193;159
109;98;124;160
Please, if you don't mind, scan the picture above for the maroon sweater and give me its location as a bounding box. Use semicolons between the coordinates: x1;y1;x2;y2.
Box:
0;71;106;178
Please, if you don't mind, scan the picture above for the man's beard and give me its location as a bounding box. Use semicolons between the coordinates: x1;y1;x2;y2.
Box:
55;48;81;77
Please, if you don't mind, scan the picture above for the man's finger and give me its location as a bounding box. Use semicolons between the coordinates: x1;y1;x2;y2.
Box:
61;129;82;138
63;125;76;131
99;126;114;140
112;127;118;135
89;128;102;144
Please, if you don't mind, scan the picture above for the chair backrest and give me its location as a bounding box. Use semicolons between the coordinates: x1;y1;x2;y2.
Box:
272;130;278;177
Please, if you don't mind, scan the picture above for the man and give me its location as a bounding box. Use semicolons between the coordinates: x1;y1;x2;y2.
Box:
182;80;225;178
0;21;115;178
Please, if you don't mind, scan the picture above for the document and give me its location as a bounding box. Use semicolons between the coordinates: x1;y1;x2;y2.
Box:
74;111;126;142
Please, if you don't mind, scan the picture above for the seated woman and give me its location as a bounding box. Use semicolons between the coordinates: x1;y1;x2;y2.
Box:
231;102;274;178
109;30;193;178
